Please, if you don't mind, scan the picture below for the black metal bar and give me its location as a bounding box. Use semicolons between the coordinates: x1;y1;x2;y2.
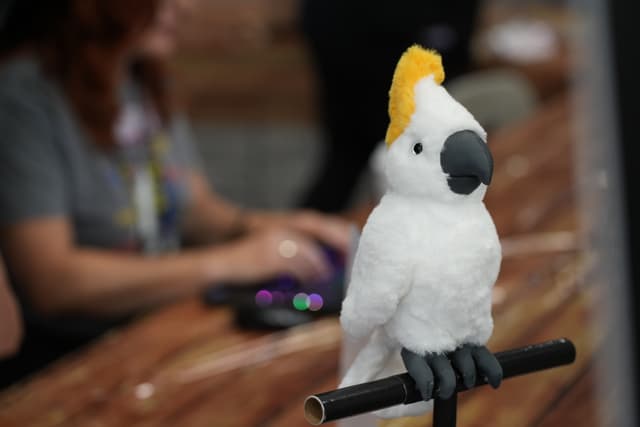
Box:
433;393;457;427
303;338;576;425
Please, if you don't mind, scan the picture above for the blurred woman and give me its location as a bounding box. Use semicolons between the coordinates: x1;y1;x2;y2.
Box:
0;0;350;385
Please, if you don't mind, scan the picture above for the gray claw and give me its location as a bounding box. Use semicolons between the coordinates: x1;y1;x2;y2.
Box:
471;345;503;388
450;345;476;389
401;348;434;401
401;349;457;401
426;353;456;399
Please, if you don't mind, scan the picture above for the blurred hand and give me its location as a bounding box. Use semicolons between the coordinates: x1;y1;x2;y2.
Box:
216;227;333;285
245;210;353;255
288;210;353;254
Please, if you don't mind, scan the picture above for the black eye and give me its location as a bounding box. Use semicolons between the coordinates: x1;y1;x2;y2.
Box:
413;143;423;155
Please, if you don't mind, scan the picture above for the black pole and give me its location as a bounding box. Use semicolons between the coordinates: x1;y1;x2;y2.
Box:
433;393;457;427
303;338;576;425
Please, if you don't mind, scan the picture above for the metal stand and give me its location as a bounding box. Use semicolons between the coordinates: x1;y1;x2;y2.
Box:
433;393;457;427
303;338;576;425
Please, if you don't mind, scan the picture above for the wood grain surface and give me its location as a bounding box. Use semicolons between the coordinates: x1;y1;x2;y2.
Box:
0;97;600;427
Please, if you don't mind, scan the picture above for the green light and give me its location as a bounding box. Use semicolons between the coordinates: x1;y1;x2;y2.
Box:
292;293;310;311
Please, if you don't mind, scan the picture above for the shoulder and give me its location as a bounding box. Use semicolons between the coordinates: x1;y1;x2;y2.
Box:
0;56;58;115
0;58;63;159
0;55;49;89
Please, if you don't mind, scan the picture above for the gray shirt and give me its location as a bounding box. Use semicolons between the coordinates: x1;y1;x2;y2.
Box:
0;56;200;338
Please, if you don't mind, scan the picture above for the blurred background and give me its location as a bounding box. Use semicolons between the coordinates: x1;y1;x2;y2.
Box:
1;0;638;426
170;0;569;211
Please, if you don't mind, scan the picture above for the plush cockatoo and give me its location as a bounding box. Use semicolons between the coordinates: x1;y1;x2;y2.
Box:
339;45;502;419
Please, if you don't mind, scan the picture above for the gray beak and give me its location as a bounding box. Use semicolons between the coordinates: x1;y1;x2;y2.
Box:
440;130;494;195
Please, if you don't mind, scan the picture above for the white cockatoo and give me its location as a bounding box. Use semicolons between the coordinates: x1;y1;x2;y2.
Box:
339;45;502;419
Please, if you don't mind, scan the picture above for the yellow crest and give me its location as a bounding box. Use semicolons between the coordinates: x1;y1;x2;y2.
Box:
385;45;445;146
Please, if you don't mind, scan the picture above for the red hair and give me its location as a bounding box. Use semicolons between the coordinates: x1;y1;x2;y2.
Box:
0;0;169;148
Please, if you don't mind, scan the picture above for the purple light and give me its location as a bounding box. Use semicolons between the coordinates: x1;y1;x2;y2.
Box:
255;290;273;307
277;276;296;290
271;291;285;305
308;293;324;311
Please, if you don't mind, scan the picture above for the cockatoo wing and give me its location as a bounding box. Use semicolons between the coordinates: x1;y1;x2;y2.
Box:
340;201;413;339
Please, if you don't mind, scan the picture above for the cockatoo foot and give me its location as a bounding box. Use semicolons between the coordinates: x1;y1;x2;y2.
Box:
401;345;503;402
451;344;503;390
401;348;457;401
